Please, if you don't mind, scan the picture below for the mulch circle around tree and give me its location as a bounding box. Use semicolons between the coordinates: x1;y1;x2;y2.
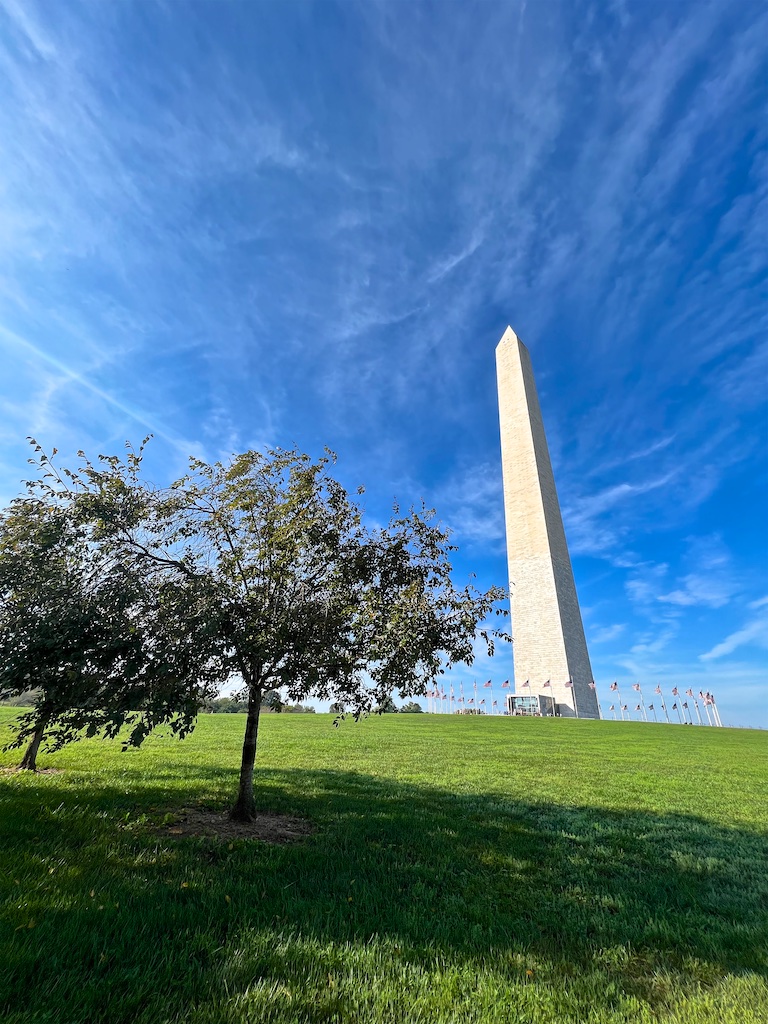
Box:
158;807;315;843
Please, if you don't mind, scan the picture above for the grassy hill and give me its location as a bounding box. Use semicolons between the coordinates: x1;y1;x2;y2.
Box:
1;709;766;1023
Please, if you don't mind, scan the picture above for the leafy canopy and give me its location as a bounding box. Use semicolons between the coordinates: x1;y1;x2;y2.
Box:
3;437;508;807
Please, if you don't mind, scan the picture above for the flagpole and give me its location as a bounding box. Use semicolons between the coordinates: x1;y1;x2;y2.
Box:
656;686;670;724
673;702;682;724
591;681;602;719
609;682;623;720
704;696;716;729
650;704;657;722
693;698;702;725
542;680;554;716
633;683;647;721
610;704;616;720
482;680;495;715
616;684;624;720
571;679;579;718
704;701;712;726
712;695;723;727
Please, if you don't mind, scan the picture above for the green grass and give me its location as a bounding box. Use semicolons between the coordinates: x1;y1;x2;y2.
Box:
1;709;767;1024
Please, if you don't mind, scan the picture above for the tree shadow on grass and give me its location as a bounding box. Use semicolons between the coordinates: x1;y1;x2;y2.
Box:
1;765;767;1022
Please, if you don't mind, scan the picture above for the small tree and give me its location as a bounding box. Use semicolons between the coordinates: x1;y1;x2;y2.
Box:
400;701;423;713
19;441;508;815
0;494;221;770
261;689;284;713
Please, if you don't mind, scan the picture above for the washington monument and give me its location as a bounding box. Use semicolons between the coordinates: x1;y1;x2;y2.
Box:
496;326;599;719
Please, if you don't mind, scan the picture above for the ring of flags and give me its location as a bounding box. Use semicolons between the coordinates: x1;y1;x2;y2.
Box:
423;680;723;724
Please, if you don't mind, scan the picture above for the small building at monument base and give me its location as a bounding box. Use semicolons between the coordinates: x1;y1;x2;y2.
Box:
506;693;556;717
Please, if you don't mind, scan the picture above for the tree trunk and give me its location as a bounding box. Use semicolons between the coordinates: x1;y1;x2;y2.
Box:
230;684;262;821
18;721;46;771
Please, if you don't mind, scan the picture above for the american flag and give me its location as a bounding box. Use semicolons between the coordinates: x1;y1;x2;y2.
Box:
632;683;641;692
683;702;689;709
635;704;641;711
672;702;678;710
672;687;679;696
458;697;464;704
622;704;628;711
483;680;492;688
542;680;551;688
686;689;694;698
521;680;530;688
655;685;662;695
610;681;619;691
564;680;574;688
501;680;510;688
493;700;498;707
648;704;654;710
588;681;596;690
468;698;474;705
609;704;615;711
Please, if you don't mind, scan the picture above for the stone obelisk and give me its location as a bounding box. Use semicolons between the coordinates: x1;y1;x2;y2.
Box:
496;326;599;719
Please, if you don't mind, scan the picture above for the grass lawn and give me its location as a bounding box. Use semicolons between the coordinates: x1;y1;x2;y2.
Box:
1;709;766;1024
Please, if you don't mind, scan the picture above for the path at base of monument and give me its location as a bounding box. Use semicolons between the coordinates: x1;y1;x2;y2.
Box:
1;710;766;1024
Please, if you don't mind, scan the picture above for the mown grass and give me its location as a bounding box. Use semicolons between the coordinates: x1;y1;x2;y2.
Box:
1;708;766;1023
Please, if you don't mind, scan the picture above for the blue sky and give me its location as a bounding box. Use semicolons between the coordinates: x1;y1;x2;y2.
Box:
1;0;766;726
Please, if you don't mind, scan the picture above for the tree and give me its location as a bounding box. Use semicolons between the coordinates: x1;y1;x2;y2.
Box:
374;695;398;714
0;493;221;770
19;441;508;816
261;689;284;713
400;701;423;713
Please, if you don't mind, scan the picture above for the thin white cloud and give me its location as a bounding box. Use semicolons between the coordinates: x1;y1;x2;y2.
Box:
0;323;194;454
590;623;626;644
658;575;735;609
700;607;768;661
658;535;737;609
426;228;486;284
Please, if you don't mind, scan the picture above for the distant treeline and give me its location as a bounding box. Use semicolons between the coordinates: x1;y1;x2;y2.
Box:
2;691;422;715
205;692;316;714
0;690;39;707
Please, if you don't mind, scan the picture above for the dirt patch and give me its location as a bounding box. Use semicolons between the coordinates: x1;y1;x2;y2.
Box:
0;766;63;775
158;806;315;843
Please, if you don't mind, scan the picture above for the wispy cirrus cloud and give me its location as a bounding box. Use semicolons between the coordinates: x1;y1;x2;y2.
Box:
0;0;765;724
590;623;626;644
700;598;768;662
